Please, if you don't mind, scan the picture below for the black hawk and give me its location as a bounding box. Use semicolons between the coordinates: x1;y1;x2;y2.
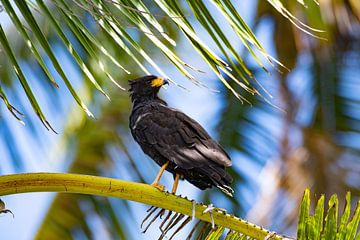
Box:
129;75;233;197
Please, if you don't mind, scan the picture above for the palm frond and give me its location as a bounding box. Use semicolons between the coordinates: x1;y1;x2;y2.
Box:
0;25;54;131
297;189;360;240
0;172;291;240
15;0;94;117
0;0;321;128
9;175;360;240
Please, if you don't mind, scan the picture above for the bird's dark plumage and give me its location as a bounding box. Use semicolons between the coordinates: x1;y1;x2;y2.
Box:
129;75;234;196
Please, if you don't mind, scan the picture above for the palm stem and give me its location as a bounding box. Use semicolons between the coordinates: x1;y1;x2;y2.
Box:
0;172;287;239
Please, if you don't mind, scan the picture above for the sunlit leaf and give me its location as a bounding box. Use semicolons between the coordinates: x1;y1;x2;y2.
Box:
35;0;110;100
345;201;360;240
2;0;58;88
14;0;94;117
55;0;127;89
313;195;324;240
0;25;54;131
322;194;338;240
297;189;310;240
338;192;351;239
0;85;24;124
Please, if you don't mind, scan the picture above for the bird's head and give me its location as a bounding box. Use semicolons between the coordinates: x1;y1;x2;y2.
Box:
128;75;169;102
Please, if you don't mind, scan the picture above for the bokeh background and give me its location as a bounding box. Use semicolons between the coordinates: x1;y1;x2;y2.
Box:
0;0;360;239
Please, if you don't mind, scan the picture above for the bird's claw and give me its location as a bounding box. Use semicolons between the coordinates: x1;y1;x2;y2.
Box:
202;203;215;229
150;183;165;191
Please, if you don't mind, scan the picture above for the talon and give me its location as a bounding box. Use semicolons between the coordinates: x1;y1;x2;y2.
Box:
151;183;165;191
149;161;169;192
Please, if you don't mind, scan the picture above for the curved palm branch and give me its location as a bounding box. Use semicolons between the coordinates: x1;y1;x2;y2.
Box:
2;175;360;240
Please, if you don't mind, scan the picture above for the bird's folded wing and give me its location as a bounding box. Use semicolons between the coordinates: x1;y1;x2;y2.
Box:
134;105;232;169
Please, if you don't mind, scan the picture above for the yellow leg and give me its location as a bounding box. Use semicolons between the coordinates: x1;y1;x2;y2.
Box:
171;173;181;194
151;161;169;191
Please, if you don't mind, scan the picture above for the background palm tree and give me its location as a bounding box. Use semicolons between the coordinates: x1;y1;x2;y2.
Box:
0;0;359;239
218;0;360;236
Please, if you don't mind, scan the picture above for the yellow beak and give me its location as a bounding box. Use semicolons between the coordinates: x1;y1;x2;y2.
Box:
151;77;167;87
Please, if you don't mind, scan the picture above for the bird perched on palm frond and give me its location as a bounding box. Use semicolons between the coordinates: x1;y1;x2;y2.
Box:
128;75;233;197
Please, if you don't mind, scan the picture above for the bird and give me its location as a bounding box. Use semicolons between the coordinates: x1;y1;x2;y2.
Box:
128;75;234;197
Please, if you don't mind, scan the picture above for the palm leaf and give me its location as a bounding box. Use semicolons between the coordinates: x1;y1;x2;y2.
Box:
36;0;109;99
0;25;54;130
297;189;360;240
14;0;94;117
0;0;321;128
1;0;58;88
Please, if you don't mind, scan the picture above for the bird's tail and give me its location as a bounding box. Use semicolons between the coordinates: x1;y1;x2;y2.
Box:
208;165;234;197
215;184;234;197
